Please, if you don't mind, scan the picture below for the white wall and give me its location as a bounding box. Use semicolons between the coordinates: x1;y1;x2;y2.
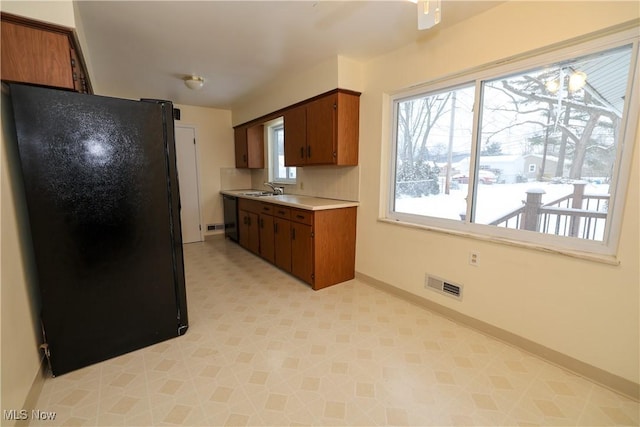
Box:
231;0;639;388
357;1;639;385
234;55;364;200
1;1;75;27
0;1;77;420
174;104;237;237
231;56;340;126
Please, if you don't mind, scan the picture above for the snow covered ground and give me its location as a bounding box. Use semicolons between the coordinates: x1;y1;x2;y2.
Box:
395;180;609;224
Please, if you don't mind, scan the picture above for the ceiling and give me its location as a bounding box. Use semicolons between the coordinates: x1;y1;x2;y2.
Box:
76;1;503;109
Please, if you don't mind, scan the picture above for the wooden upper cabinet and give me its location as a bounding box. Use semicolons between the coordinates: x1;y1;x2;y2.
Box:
283;104;307;166
284;89;360;167
1;13;92;93
234;124;264;169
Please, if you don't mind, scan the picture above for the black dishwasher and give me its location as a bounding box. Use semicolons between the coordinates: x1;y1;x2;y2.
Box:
222;194;238;242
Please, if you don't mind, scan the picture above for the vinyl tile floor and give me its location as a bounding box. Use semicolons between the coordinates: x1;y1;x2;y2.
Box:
31;238;639;426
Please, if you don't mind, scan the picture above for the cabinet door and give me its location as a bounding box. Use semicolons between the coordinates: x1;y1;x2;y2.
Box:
234;127;248;168
234;125;264;169
1;21;74;90
283;104;307;166
238;209;250;248
274;218;291;272
247;212;260;254
246;124;265;168
291;222;313;284
306;93;337;165
239;210;260;254
259;214;275;263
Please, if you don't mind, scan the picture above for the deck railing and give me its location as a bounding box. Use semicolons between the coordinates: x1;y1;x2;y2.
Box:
489;182;609;240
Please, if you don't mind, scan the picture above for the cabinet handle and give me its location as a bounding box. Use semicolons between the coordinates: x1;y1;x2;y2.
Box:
296;214;305;220
278;210;285;215
263;207;269;211
243;154;247;163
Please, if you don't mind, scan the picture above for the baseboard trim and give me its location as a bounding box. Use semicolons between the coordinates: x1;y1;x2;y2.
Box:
355;271;639;401
17;358;47;427
204;233;225;242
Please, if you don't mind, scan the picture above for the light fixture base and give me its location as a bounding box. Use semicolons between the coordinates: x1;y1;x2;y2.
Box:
184;75;205;90
417;0;441;30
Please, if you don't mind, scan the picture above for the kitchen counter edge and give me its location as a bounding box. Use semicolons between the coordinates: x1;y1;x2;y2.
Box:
220;190;359;211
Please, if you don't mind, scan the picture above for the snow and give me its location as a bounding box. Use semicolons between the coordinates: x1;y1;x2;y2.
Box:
395;180;609;224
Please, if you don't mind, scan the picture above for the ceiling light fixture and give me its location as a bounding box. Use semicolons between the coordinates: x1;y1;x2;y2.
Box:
184;75;205;90
545;69;588;94
568;71;587;92
417;0;441;30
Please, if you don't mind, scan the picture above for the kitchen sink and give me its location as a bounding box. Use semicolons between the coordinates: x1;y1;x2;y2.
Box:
242;191;277;197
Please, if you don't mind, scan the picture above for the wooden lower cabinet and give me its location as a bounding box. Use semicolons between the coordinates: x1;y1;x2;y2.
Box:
237;198;356;290
258;214;274;263
273;218;292;272
238;209;259;255
291;221;313;284
312;207;357;289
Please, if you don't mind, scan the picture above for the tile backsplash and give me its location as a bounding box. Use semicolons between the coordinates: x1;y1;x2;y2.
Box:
220;167;252;190
250;166;359;201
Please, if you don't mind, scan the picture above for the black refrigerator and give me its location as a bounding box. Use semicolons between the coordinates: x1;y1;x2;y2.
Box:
8;83;188;376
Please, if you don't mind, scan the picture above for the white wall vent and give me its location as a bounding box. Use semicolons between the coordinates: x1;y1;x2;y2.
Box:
425;274;463;301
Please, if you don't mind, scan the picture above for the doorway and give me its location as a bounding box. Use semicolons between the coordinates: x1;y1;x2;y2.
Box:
175;126;202;243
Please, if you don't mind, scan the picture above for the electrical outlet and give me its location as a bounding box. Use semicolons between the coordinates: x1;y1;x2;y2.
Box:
469;251;480;266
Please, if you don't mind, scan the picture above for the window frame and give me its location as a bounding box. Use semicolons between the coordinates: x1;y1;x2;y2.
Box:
266;117;296;184
385;29;640;257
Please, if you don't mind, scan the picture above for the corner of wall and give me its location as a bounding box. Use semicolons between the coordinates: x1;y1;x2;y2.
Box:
1;90;45;418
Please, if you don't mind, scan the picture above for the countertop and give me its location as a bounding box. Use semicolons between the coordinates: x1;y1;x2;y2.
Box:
220;190;359;211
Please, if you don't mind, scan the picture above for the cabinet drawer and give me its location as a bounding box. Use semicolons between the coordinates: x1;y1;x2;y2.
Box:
291;208;313;225
259;202;273;215
238;198;261;214
273;206;291;219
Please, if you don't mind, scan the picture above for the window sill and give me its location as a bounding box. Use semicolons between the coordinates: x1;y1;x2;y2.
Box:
377;217;620;266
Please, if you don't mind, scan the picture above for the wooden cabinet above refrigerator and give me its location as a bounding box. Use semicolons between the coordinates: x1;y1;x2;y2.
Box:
1;12;92;94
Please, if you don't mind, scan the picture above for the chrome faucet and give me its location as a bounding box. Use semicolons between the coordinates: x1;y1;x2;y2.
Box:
264;182;284;195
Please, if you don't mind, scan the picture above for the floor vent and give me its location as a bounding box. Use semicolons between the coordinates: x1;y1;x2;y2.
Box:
207;223;225;231
425;275;463;301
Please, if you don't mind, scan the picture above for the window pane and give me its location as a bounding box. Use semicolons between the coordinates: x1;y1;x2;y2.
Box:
274;126;286;180
474;45;633;241
270;124;295;182
393;84;475;220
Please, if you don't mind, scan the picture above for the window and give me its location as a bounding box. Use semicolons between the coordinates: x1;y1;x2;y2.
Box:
267;118;296;183
389;35;638;255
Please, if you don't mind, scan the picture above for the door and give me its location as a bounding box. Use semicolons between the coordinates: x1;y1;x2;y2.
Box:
175;126;202;243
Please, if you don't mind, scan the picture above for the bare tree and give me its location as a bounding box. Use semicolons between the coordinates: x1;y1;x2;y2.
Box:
492;71;620;179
